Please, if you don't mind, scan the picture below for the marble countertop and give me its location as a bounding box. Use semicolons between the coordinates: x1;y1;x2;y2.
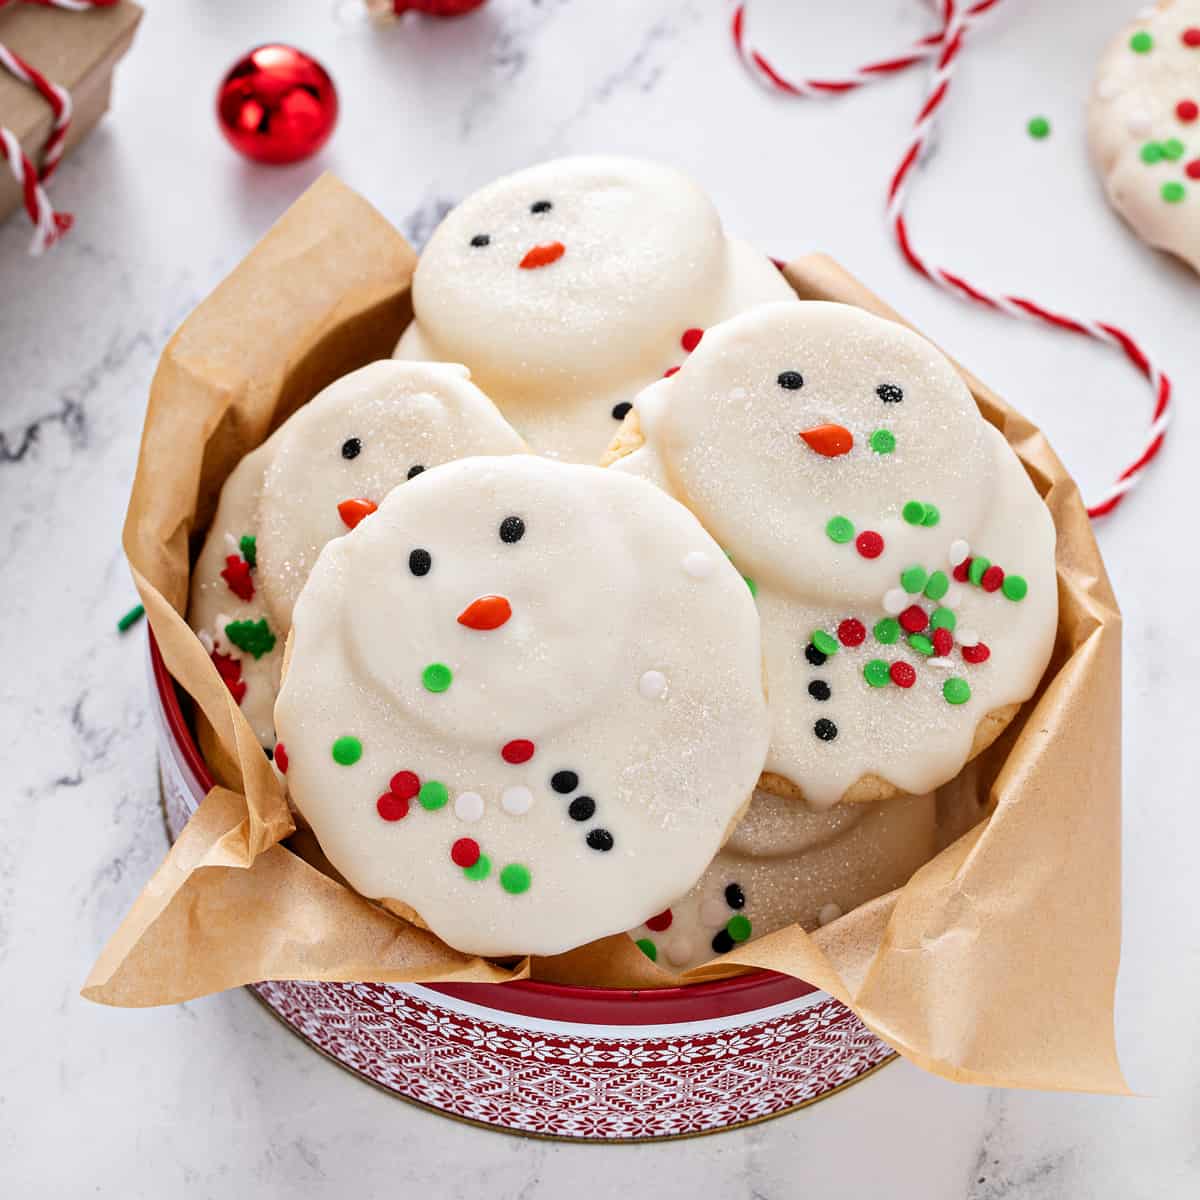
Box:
2;0;1197;1195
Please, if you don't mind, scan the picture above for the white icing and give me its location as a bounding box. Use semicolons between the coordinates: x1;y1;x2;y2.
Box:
613;301;1058;807
394;156;795;463
1087;1;1200;274
274;456;770;957
187;361;527;746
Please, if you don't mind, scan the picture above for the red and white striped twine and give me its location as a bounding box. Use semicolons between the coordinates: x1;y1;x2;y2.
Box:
733;0;1170;518
0;0;118;253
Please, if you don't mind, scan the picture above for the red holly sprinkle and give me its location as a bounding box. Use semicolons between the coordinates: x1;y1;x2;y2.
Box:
377;792;410;822
1183;27;1200;48
962;642;991;664
274;742;288;774
664;366;680;378
389;770;420;800
855;530;884;559
932;627;953;657
1177;99;1199;122
981;565;1005;593
220;555;254;602
451;837;481;868
890;661;916;688
837;618;867;647
953;557;972;582
210;649;246;704
646;909;673;932
680;328;704;353
899;605;928;633
1187;159;1200;180
501;739;535;764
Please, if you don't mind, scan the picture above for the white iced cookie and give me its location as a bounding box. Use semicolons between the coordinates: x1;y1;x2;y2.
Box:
273;456;770;958
1088;0;1200;273
394;155;795;464
610;301;1057;809
629;790;937;971
187;361;526;747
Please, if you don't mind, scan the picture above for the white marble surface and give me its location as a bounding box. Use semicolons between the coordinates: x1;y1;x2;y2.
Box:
2;0;1198;1195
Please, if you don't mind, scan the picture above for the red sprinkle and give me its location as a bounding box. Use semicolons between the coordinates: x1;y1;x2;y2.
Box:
1177;99;1199;122
220;555;254;602
501;738;535;764
981;565;1005;593
211;649;246;704
274;742;288;774
680;328;704;353
389;770;421;800
451;837;481;868
646;909;673;932
962;642;991;664
1183;27;1200;47
890;661;916;688
1187;159;1200;180
932;627;953;657
899;605;928;633
664;366;681;378
855;530;884;559
377;792;410;822
837;618;867;647
953;557;972;582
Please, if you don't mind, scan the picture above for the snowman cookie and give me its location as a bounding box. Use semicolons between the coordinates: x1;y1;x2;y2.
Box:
273;455;770;958
188;361;526;748
1088;0;1200;273
630;789;936;971
393;155;796;464
609;301;1057;809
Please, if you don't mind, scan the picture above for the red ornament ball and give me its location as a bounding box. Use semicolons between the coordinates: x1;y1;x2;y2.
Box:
217;45;338;165
393;0;490;15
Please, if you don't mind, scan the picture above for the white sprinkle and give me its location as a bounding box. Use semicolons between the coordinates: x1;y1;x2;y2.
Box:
501;786;533;816
957;627;980;648
224;531;240;556
639;670;668;700
197;629;214;654
665;937;696;967
927;656;955;669
818;902;843;927
729;386;747;402
682;551;713;579
944;583;964;607
700;899;728;927
1127;111;1152;137
883;588;907;615
454;791;484;822
948;539;970;566
1095;76;1118;101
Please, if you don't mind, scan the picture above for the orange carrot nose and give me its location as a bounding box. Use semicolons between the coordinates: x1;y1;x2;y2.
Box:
799;424;854;457
337;498;377;529
519;241;565;270
457;594;512;631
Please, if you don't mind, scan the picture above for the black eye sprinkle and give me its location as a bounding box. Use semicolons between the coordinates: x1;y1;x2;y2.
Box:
611;401;632;421
470;233;490;247
877;383;904;403
408;548;432;577
407;464;425;480
568;796;595;822
777;370;804;390
499;515;525;543
586;828;614;852
551;770;578;794
341;437;361;460
530;200;552;214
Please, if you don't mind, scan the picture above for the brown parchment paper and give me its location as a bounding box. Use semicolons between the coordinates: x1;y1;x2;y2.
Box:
85;177;1125;1094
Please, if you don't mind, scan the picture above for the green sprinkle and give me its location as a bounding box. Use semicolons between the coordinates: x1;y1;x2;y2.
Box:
812;629;839;657
873;617;900;645
825;515;855;544
924;570;949;601
464;854;491;881
1162;180;1186;203
869;428;896;455
331;735;362;766
418;780;448;810
1130;30;1153;54
907;633;934;657
902;500;927;525
864;659;891;688
968;556;990;587
116;603;145;633
943;678;971;706
1002;574;1028;602
1027;115;1050;140
500;863;532;894
238;534;257;568
225;618;275;659
636;937;658;961
1141;141;1165;164
930;607;957;632
900;565;928;594
422;662;453;693
920;504;940;528
1163;138;1186;162
727;914;752;942
743;574;757;597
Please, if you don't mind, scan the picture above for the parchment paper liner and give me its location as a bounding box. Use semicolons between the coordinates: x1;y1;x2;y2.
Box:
86;175;1125;1094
